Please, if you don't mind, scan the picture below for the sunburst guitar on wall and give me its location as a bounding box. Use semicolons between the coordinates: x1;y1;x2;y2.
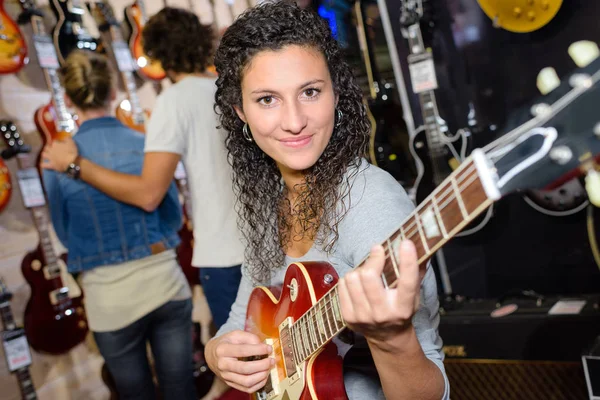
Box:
123;0;165;81
476;0;563;33
244;46;600;400
0;158;11;213
18;0;77;146
0;0;27;74
88;1;150;133
1;121;88;355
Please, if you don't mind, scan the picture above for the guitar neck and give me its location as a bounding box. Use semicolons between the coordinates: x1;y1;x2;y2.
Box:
15;154;66;289
0;299;38;400
106;25;145;124
291;157;493;362
30;15;74;133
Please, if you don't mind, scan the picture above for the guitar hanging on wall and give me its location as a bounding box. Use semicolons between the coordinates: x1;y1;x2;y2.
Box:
18;0;77;147
0;158;11;213
88;1;149;133
0;277;38;400
123;0;166;81
399;0;471;205
0;0;28;74
353;0;413;186
0;120;88;355
244;44;600;400
49;0;102;65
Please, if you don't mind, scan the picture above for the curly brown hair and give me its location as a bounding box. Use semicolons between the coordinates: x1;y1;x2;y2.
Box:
214;1;369;282
142;7;213;74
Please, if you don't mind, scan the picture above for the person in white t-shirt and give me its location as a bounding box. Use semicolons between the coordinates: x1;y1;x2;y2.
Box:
40;7;244;357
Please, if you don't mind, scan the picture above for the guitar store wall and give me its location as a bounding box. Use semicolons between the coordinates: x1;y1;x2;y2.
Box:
382;0;600;298
0;0;251;399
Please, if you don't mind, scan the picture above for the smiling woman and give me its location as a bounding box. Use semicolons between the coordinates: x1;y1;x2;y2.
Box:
206;2;448;400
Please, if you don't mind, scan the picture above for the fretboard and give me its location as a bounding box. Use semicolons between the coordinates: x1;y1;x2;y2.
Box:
108;26;145;125
0;300;17;331
290;157;493;362
31;16;74;133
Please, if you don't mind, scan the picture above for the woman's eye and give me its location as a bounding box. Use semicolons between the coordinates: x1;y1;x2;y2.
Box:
259;96;273;105
304;88;320;97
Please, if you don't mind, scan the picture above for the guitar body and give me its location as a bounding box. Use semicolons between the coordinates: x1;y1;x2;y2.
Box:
177;217;199;287
0;0;27;74
476;0;562;33
115;102;149;134
49;0;101;65
21;246;88;354
0;158;12;213
34;103;72;144
123;2;166;81
246;261;347;400
523;178;588;216
410;128;467;204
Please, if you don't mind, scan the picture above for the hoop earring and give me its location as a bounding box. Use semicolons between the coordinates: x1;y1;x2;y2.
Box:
335;109;343;128
242;123;253;142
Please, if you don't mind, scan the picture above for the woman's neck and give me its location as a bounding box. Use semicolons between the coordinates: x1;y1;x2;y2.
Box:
76;108;110;124
278;163;306;201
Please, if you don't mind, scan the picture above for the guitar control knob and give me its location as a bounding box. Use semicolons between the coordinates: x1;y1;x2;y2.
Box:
513;7;522;17
527;11;536;21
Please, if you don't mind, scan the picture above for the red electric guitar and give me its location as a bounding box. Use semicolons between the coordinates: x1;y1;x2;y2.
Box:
0;0;27;74
123;0;165;81
88;1;150;134
244;53;600;399
0;120;88;355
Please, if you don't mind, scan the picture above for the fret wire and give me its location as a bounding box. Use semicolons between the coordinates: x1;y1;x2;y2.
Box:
430;194;448;238
291;325;300;363
301;318;311;355
295;324;305;362
413;212;430;253
451;177;469;219
316;301;325;343
307;309;316;349
386;238;400;277
324;292;334;338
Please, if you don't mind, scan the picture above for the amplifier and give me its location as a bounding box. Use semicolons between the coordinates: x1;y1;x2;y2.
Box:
439;294;600;400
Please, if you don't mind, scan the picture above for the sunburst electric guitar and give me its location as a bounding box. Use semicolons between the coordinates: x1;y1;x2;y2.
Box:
0;0;27;74
245;49;600;400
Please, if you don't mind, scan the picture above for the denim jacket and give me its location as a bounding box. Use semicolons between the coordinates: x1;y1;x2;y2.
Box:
43;117;181;273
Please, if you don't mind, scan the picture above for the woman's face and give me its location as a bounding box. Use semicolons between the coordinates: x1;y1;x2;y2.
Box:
236;45;337;175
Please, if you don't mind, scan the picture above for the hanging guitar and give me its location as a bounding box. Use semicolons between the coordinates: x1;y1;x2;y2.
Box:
87;1;150;133
244;45;600;400
0;0;27;74
0;158;12;213
399;0;471;205
353;0;414;186
123;0;165;81
49;0;102;65
0;121;88;355
0;277;38;400
18;0;77;148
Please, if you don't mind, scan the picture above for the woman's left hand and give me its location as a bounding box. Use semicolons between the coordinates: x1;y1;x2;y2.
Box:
338;240;424;349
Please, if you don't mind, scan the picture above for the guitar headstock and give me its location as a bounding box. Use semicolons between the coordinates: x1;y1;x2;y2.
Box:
87;1;119;31
486;49;600;203
16;0;44;24
0;277;12;304
1;120;31;161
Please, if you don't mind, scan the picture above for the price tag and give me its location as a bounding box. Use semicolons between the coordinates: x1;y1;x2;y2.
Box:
408;52;438;94
112;42;136;72
17;169;46;208
174;161;187;180
2;329;32;372
33;35;60;69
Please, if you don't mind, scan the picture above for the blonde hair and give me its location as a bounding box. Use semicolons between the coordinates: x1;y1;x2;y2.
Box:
60;51;113;110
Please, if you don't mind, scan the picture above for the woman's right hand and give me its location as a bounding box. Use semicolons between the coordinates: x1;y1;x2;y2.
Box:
206;330;275;393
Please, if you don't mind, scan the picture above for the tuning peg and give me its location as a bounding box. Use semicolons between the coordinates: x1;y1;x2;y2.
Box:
585;168;600;207
536;67;560;94
568;41;600;68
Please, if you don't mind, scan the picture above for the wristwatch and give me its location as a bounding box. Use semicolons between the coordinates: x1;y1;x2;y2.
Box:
65;156;81;180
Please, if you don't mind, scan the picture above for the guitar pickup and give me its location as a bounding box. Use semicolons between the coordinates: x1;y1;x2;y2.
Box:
49;287;69;306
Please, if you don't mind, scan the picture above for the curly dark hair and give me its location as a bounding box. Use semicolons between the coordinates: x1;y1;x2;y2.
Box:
142;7;213;74
214;0;369;282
